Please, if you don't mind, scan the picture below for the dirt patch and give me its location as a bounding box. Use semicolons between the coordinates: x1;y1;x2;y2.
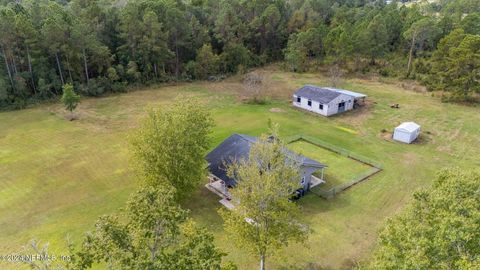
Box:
379;130;393;141
269;107;286;113
412;133;433;145
338;100;374;128
47;105;82;120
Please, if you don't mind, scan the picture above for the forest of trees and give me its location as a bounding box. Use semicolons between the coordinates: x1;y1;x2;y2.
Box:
0;0;479;109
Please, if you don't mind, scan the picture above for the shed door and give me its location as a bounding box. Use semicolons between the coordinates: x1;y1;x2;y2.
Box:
338;102;346;112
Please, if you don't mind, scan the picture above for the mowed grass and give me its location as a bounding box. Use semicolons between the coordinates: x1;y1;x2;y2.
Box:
287;140;373;190
1;66;479;269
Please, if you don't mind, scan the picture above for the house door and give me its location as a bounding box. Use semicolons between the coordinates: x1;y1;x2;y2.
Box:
338;102;346;112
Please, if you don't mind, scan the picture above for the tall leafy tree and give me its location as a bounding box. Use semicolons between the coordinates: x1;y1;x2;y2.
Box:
118;1;145;82
287;0;323;33
214;0;248;46
220;43;252;74
41;2;71;86
0;5;16;88
369;168;480;269
75;186;226;269
71;14;111;85
357;14;389;64
0;77;7;104
252;4;282;56
284;26;326;72
139;9;172;80
165;2;190;78
131;98;214;202
461;12;480;35
284;33;309;72
14;11;37;94
219;128;309;270
430;31;480;100
325;22;354;64
403;17;440;77
193;44;219;79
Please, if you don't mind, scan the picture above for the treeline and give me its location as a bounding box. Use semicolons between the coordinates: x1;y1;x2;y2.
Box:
0;0;479;109
283;0;480;101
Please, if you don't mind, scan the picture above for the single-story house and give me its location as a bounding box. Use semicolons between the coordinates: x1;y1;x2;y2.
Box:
393;122;420;144
292;85;367;117
205;134;326;203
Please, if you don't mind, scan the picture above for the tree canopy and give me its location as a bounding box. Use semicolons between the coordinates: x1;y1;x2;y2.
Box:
219;127;309;270
369;168;480;269
61;83;80;116
428;30;480;100
130;97;214;202
73;186;226;269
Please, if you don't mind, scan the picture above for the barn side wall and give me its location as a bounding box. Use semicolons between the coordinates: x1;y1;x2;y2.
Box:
292;95;329;116
292;94;354;117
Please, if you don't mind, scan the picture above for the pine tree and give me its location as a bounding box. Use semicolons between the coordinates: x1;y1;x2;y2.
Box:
61;83;80;119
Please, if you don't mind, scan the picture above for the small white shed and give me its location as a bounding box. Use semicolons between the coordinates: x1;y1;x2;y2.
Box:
393;122;420;144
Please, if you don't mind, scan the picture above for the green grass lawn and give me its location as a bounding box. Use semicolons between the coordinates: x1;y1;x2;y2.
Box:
1;67;479;269
287;140;373;190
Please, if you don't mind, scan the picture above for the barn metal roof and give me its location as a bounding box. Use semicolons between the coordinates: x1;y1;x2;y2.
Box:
395;122;420;132
205;134;325;187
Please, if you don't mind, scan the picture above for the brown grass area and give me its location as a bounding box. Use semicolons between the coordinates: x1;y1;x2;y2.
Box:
269;107;286;113
397;81;428;93
379;131;393;141
338;100;375;129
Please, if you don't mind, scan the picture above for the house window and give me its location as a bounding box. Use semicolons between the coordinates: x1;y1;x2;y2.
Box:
296;96;301;103
319;104;323;110
307;100;312;106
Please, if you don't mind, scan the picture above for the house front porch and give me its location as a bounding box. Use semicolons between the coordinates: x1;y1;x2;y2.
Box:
310;174;325;189
205;175;235;209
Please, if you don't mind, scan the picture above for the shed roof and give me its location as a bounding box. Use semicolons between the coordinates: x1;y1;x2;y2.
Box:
294;85;367;103
205;134;325;187
395;122;420;132
324;88;367;99
294;85;341;103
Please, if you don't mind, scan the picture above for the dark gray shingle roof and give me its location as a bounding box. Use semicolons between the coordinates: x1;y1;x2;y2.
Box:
205;134;325;187
294;85;341;103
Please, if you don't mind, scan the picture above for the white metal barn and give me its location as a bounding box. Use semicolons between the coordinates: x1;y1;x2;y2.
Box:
292;85;367;117
393;122;421;144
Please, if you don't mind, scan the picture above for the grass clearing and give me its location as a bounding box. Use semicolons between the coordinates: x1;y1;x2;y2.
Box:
1;65;479;269
287;140;373;190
